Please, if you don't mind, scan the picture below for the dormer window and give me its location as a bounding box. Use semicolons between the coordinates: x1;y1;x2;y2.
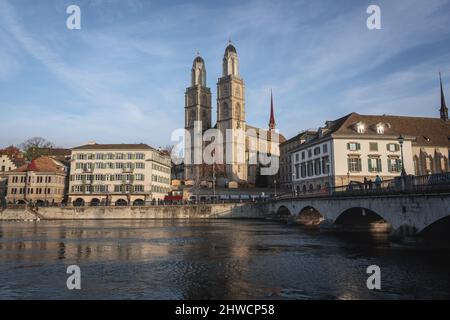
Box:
356;122;365;134
376;123;384;134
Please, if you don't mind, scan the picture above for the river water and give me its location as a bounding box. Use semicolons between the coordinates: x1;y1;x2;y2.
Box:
0;219;449;300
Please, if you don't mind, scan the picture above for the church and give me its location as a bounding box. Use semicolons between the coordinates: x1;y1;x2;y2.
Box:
184;42;285;187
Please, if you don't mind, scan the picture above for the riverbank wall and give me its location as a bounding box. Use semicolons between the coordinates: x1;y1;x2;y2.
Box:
0;203;268;221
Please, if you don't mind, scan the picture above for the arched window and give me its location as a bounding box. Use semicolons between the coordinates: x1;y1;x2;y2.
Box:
425;156;434;174
235;103;241;119
222;102;229;119
201;94;207;106
222;85;229;97
190;110;196;125
413;155;419;175
235;86;241;97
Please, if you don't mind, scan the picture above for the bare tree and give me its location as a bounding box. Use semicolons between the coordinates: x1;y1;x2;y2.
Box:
20;137;55;161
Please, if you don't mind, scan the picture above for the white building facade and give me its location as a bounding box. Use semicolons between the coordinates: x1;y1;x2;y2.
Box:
68;143;171;206
291;113;421;193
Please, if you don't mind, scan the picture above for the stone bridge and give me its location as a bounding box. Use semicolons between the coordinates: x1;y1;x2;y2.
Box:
269;192;450;237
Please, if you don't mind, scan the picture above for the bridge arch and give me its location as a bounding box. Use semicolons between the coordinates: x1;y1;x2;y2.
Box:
419;215;450;239
334;207;391;233
296;206;325;226
275;205;292;219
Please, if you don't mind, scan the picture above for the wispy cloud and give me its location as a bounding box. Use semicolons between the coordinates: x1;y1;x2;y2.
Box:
0;0;449;147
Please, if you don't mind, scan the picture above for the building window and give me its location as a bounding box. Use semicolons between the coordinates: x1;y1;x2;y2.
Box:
368;157;382;172
314;159;321;175
301;151;305;160
301;163;306;178
387;143;400;152
313;147;321;156
376;125;384;134
347;142;361;151
356;123;365;133
369;142;378;152
322;156;330;174
295;164;300;179
323;144;328;153
295;153;299;162
348;157;362;172
308;150;312;158
307;161;314;177
388;157;402;173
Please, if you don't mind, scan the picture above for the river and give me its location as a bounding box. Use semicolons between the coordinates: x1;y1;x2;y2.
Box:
0;219;449;299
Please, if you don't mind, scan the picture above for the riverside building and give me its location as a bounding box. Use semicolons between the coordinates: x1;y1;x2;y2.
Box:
68;143;171;206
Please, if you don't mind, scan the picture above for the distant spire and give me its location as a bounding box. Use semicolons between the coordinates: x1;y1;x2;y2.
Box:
440;72;448;121
269;89;276;130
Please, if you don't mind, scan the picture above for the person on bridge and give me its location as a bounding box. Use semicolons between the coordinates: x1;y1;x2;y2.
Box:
375;175;382;189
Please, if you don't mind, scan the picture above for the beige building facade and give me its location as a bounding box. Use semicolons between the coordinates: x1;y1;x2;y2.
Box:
68;143;171;206
5;156;67;204
290;113;449;193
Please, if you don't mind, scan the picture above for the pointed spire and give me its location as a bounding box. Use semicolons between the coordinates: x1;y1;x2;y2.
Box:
269;89;276;130
440;72;448;121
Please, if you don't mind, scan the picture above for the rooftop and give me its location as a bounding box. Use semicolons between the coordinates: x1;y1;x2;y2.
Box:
72;143;155;151
10;156;65;174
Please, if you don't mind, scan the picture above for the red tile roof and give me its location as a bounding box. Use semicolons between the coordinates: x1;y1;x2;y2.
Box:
10;156;65;174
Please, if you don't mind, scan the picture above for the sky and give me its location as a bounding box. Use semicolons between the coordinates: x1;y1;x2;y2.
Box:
0;0;449;149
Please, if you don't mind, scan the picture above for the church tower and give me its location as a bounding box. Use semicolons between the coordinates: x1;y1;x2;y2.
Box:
217;42;247;182
184;55;212;181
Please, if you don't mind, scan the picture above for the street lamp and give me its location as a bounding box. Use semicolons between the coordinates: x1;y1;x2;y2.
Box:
397;135;406;177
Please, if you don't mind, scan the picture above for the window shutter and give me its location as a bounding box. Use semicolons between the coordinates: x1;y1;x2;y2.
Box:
396;144;400;151
368;159;372;172
347;143;350;150
377;159;382;172
356;143;361;150
347;158;351;171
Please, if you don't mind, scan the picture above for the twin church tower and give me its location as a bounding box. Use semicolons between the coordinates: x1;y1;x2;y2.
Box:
184;42;283;185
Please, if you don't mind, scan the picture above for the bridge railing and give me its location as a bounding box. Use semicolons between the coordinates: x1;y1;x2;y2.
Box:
274;173;450;201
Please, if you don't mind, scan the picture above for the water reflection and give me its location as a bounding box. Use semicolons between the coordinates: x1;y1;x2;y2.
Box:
0;219;449;299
